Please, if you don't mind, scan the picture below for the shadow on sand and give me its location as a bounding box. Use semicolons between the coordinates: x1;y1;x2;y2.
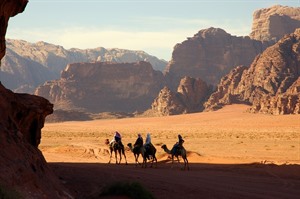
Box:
48;161;300;199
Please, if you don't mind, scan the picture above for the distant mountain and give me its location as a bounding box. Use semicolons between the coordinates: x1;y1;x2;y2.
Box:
164;27;272;88
204;29;300;114
250;5;300;42
1;39;167;93
35;61;165;113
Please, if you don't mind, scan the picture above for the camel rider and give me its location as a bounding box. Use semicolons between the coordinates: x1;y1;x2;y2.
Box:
111;131;123;147
144;132;153;150
134;133;143;148
171;134;184;155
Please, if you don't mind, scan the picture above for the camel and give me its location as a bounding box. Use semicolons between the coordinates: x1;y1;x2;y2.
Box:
161;144;189;170
127;143;157;168
105;139;127;164
127;143;142;165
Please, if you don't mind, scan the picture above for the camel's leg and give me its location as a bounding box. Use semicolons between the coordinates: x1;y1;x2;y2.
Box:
108;149;113;164
122;149;127;165
150;156;157;168
171;155;174;168
118;150;122;164
176;155;180;163
184;157;189;170
114;150;118;164
154;156;158;168
186;158;189;170
141;154;147;168
134;154;139;166
143;157;147;168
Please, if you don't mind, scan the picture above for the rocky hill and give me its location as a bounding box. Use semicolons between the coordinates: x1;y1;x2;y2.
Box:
164;27;271;88
0;0;71;198
205;29;300;114
1;48;57;93
151;76;211;115
35;61;165;113
1;39;167;93
250;5;300;42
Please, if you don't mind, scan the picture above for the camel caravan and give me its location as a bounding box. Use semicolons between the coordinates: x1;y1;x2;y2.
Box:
105;132;189;170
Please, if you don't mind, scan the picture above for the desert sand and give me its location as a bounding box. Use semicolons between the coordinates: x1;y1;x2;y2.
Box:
39;105;300;198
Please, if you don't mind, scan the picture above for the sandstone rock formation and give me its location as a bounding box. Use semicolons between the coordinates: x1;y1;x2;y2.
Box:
164;27;271;88
0;0;27;60
0;0;72;198
150;86;186;116
35;61;165;113
205;29;300;114
1;48;56;93
250;5;300;42
2;39;167;93
151;76;211;115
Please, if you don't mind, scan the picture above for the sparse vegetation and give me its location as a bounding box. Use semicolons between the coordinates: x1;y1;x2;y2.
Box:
100;181;155;199
0;184;22;199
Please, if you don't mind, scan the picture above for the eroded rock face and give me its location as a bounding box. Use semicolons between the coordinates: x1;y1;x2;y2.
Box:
0;83;53;146
204;65;249;111
0;0;28;60
151;76;211;115
205;29;300;114
0;83;72;198
151;86;186;116
165;27;270;87
250;5;300;42
2;39;167;93
0;0;72;198
35;61;165;113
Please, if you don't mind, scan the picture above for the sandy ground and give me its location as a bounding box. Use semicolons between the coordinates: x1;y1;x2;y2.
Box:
39;105;300;198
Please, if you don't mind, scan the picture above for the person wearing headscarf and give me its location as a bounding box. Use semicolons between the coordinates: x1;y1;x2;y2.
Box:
171;134;184;155
134;133;143;148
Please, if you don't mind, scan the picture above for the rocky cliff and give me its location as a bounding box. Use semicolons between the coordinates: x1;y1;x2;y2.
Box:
151;76;211;115
35;61;165;113
250;5;300;42
2;39;167;93
164;27;271;87
0;0;71;198
205;29;300;114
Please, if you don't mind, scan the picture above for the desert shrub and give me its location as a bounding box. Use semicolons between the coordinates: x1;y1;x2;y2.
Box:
100;181;155;199
0;184;22;199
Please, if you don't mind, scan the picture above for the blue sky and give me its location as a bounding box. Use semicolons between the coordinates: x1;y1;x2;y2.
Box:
6;0;300;60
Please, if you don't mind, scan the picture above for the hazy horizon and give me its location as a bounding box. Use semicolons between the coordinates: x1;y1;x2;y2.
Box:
6;0;300;61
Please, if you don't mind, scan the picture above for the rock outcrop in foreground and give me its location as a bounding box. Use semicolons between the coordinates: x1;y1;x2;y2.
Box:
0;0;71;198
151;76;211;115
35;61;165;113
250;5;300;42
205;29;300;114
164;27;270;87
0;83;71;198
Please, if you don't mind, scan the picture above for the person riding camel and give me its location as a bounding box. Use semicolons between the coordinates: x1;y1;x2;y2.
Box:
144;132;154;150
111;131;123;147
171;134;184;155
134;133;143;148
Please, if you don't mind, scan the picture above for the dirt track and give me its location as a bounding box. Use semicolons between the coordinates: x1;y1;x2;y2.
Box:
50;161;300;199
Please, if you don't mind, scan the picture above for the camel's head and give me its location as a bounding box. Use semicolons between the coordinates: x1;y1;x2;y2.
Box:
105;139;110;145
127;143;132;148
161;144;166;149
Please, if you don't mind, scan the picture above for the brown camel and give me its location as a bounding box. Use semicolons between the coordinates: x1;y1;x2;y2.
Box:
161;144;189;170
105;139;127;164
127;143;157;168
127;143;142;165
